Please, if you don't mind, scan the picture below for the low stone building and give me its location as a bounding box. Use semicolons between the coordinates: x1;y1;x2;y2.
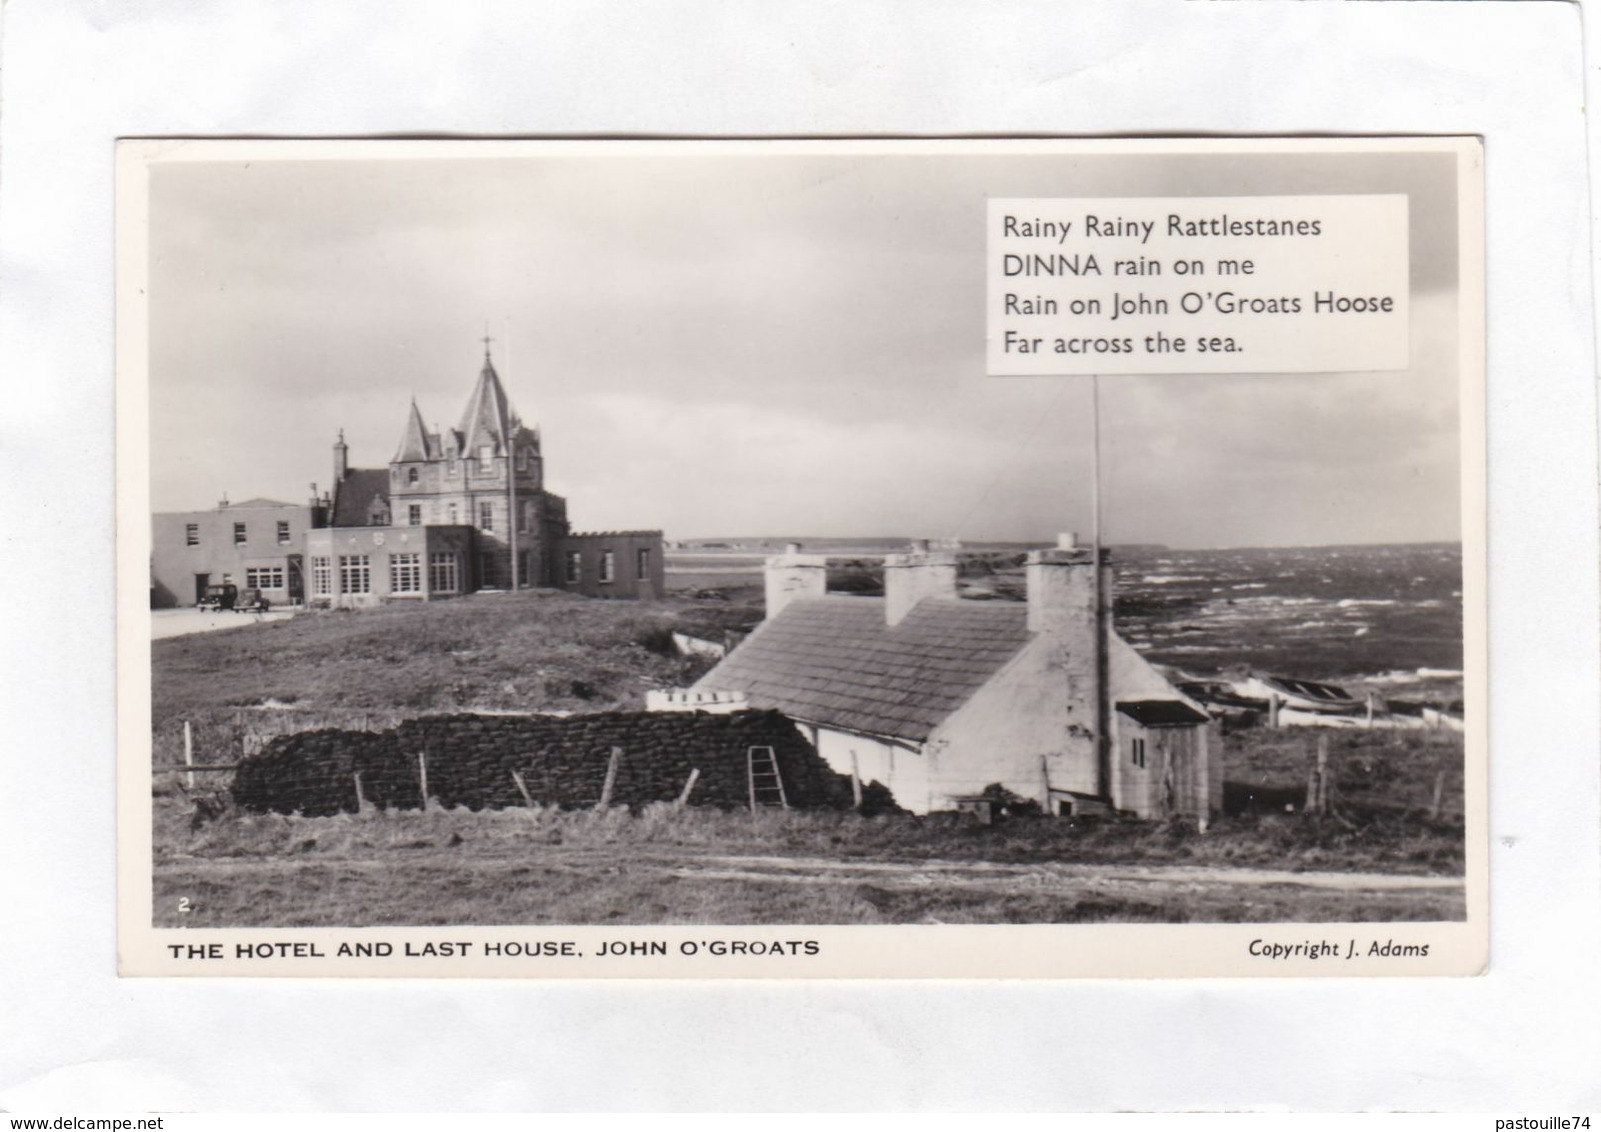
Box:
686;537;1220;819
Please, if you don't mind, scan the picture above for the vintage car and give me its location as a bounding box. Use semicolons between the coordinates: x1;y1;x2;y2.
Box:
235;588;272;613
197;583;238;612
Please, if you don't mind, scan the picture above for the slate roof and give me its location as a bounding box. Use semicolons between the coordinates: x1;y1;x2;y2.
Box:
694;596;1031;742
394;398;438;462
330;468;391;528
1116;700;1210;728
458;355;515;455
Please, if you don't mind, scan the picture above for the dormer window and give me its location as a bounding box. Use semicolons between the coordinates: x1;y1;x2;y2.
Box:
479;444;493;465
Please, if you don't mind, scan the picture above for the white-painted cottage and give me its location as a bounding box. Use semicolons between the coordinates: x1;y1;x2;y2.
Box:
689;538;1221;819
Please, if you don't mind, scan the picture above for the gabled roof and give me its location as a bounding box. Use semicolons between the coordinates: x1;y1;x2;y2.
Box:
393;398;436;462
1116;700;1210;728
457;355;515;456
330;468;391;528
693;596;1030;743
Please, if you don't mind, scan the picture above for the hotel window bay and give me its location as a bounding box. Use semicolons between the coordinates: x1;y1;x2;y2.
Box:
428;552;459;593
311;557;332;597
339;554;371;595
390;553;422;594
245;566;285;590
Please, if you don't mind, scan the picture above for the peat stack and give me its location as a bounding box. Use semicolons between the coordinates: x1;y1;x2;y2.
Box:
231;709;849;815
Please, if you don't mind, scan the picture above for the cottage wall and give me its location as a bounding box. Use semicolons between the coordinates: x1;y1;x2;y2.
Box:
809;727;929;813
923;632;1100;806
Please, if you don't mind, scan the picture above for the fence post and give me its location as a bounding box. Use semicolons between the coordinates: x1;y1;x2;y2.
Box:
353;771;366;812
677;768;700;807
183;721;195;790
598;746;622;809
511;769;536;809
1429;769;1446;820
1307;734;1329;814
417;751;430;811
849;751;863;810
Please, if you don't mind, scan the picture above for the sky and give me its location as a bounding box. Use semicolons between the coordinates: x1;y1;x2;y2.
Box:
144;144;1463;548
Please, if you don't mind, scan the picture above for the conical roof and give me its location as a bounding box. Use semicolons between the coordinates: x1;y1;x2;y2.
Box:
457;354;514;456
393;398;433;462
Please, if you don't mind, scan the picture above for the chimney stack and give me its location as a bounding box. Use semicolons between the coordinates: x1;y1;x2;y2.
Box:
764;548;828;619
333;429;349;484
883;541;958;626
1025;536;1107;635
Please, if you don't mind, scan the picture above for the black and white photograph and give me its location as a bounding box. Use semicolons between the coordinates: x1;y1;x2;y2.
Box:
116;137;1485;977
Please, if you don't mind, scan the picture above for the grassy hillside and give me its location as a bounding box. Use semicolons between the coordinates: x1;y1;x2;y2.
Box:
153;590;756;721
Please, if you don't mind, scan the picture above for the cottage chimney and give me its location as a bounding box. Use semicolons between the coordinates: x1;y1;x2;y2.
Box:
1027;536;1113;799
1025;539;1107;635
883;542;958;626
764;548;828;619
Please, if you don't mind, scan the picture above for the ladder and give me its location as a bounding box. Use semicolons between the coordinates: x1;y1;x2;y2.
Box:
747;746;789;812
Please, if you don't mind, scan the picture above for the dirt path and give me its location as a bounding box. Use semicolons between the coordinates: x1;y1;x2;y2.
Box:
684;854;1464;892
161;847;1461;892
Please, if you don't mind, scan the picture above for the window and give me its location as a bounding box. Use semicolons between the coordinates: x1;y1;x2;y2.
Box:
478;552;496;587
428;552;459;594
390;553;421;594
1131;738;1146;768
338;555;370;594
479;445;493;465
519;501;532;533
407;467;419;485
599;550;615;583
277;520;291;545
185;524;199;547
408;504;422;527
311;557;332;597
447;454;458;476
637;547;651;577
565;551;582;584
478;502;493;531
447;503;458;524
517;550;532;587
516;448;527;470
245;566;285;590
234;522;247;546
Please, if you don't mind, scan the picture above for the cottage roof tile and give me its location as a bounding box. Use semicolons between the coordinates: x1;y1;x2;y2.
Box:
694;596;1031;742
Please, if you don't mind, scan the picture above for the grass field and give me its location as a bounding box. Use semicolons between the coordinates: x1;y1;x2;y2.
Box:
150;589;1466;926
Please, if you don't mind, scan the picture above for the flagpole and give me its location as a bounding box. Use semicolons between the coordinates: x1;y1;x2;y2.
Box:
1091;374;1109;804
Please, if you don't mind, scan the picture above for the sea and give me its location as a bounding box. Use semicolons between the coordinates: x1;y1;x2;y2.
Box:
1109;543;1463;685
